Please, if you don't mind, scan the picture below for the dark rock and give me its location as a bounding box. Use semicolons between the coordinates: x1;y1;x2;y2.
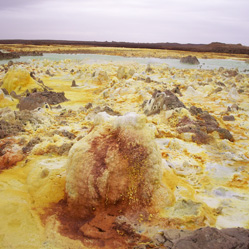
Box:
192;130;213;144
213;87;223;94
223;69;238;77
189;107;219;133
141;100;148;108
56;143;74;155
71;80;78;87
22;137;41;153
51;130;76;140
189;106;203;116
164;90;186;110
18;91;68;110
1;88;9;95
15;51;43;57
177;116;212;144
150;227;249;249
0;51;20;61
45;69;54;76
0;120;25;139
15;110;42;125
173;227;248;249
178;106;234;143
30;71;36;79
145;77;151;83
47;142;74;156
227;104;239;112
102;106;121;116
8;60;14;67
52;104;62;109
145;64;153;73
10;91;21;100
172;86;183;96
221;227;249;247
85;103;93;109
180;55;200;65
144;90;186;116
223;115;235;121
24;89;30;97
197;111;219;133
231;104;239;110
216;81;226;87
88;105;121;117
217;128;234;142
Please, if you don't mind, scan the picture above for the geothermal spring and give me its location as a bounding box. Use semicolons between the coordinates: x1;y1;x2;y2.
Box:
0;49;249;248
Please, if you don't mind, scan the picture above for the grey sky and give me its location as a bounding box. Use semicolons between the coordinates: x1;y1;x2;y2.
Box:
0;0;248;45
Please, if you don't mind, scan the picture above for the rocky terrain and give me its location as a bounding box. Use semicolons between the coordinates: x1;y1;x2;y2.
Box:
0;50;43;61
0;48;249;248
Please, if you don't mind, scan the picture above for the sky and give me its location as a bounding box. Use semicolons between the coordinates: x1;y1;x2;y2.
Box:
0;0;248;45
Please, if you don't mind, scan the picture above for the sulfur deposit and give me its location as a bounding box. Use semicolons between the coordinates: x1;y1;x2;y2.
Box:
0;48;249;248
2;67;42;94
66;113;163;218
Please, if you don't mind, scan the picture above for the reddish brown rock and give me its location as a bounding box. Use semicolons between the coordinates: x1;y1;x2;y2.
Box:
0;139;24;171
177;106;234;144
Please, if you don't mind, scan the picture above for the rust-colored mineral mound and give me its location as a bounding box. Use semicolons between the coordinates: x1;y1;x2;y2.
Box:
65;113;163;219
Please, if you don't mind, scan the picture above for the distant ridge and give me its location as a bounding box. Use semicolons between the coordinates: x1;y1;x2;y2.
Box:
0;40;249;55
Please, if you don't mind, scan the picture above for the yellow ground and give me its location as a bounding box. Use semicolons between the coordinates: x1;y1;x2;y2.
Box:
0;45;249;248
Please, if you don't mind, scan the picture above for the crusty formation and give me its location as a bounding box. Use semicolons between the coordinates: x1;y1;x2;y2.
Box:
65;113;162;218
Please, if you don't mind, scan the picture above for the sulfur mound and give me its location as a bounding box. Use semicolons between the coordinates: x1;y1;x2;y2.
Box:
0;88;17;108
65;113;163;219
2;67;42;94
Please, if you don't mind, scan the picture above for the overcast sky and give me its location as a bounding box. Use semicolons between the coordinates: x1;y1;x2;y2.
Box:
0;0;248;45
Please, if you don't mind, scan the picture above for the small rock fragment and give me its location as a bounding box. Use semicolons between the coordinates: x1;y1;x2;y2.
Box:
223;115;235;121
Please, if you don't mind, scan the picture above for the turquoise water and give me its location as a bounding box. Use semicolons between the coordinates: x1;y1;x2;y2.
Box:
1;53;249;71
